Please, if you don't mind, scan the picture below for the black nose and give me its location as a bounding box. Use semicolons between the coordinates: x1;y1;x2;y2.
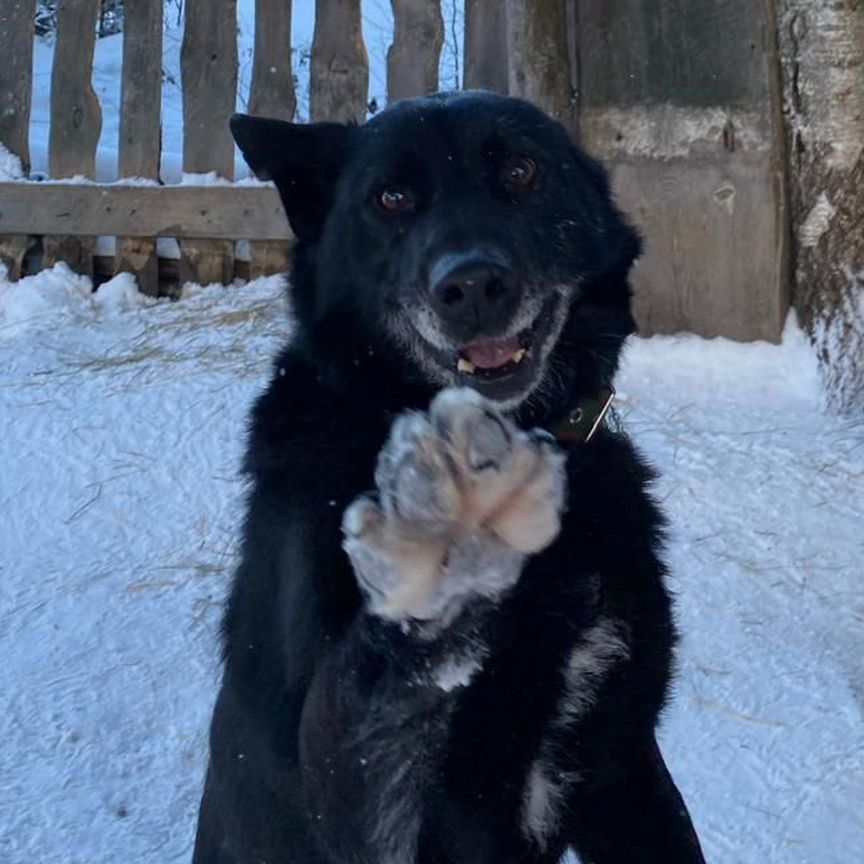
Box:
429;253;520;334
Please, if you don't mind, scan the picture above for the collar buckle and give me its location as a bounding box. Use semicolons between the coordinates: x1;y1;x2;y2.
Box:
552;386;615;445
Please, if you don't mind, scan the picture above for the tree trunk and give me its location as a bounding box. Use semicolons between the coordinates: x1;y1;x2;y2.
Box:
778;0;864;412
505;0;574;132
387;0;444;102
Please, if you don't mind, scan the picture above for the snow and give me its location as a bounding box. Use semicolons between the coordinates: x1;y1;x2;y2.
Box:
0;143;25;180
1;267;861;863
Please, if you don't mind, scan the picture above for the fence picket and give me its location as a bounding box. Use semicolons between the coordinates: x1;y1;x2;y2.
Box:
464;0;509;94
116;0;162;295
180;0;238;285
310;0;368;123
505;0;575;131
0;0;36;278
44;0;103;277
388;0;444;102
248;0;295;280
249;0;296;120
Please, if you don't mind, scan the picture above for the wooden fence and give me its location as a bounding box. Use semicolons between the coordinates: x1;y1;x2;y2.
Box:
0;0;800;345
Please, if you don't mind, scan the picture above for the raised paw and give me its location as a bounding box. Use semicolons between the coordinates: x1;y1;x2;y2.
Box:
342;388;567;623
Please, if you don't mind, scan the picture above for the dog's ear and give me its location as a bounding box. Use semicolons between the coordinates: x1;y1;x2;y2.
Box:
230;114;353;242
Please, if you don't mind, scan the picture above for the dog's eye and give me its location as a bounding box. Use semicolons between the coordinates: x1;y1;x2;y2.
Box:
502;156;538;189
376;187;415;214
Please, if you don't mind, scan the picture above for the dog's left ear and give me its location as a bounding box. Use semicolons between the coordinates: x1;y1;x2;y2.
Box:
231;114;353;243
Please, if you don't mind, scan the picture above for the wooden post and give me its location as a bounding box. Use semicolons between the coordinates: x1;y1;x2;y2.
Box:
0;0;36;172
387;0;444;102
778;0;864;411
248;0;295;280
180;0;238;285
505;0;574;130
310;0;369;123
577;0;790;344
249;0;296;120
464;0;509;93
116;0;162;296
45;0;103;277
0;0;36;278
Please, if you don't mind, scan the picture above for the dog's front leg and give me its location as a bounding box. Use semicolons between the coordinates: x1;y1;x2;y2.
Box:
298;388;566;864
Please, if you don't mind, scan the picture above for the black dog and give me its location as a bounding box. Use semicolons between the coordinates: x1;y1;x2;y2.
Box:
192;92;706;864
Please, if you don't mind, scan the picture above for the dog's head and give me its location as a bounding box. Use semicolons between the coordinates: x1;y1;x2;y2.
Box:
232;92;640;414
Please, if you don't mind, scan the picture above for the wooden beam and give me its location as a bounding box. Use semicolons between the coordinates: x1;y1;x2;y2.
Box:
387;0;444;102
117;0;163;295
181;0;238;284
0;183;293;240
310;0;368;122
46;0;103;277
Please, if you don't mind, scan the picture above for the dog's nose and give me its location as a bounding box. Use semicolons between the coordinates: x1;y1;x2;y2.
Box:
429;253;520;334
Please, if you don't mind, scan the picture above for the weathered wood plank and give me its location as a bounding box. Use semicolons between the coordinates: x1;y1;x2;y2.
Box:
181;0;238;284
249;0;296;120
0;183;293;240
505;0;574;130
46;0;103;277
0;0;37;173
464;0;509;93
387;0;444;102
248;239;292;280
778;0;864;411
310;0;368;123
0;0;35;278
181;0;238;177
578;0;789;343
248;0;295;280
116;0;163;295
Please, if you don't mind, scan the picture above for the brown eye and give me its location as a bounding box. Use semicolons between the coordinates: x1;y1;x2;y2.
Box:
503;156;538;188
377;188;415;214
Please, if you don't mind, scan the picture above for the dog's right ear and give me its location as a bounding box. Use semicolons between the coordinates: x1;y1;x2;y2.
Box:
230;114;353;243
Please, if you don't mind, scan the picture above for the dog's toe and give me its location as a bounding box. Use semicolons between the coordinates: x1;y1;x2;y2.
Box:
375;411;460;529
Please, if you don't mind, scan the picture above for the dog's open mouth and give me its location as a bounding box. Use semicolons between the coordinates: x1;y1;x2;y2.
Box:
399;291;565;404
448;292;563;402
456;330;532;379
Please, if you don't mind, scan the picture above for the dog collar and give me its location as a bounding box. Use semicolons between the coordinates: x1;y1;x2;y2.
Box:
550;386;615;445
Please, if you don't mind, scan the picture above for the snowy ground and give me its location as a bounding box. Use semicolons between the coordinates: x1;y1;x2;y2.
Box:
0;266;861;864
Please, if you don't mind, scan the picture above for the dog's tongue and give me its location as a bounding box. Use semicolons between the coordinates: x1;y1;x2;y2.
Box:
462;334;520;369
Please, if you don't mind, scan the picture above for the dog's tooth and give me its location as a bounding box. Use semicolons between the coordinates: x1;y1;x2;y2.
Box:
457;357;476;374
512;348;526;364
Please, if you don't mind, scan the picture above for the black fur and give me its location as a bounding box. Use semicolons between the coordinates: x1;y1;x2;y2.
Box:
193;92;706;864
